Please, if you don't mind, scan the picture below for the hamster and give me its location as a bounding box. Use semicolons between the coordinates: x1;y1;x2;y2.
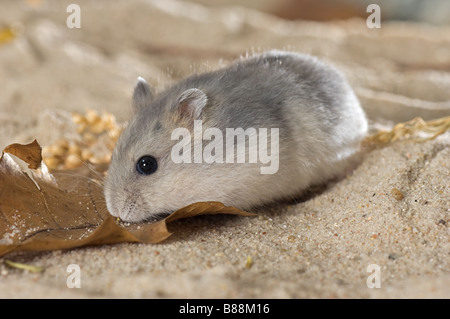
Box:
104;50;368;223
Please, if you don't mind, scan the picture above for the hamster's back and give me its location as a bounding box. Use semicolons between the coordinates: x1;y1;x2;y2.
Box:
171;50;367;181
169;51;361;134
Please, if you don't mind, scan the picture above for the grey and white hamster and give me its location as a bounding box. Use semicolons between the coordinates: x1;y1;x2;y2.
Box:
104;50;368;222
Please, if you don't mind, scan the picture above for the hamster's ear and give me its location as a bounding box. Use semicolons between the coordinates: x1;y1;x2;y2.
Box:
132;77;153;112
176;88;207;120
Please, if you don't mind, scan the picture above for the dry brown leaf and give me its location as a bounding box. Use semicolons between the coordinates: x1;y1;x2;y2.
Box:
3;139;42;169
0;140;253;257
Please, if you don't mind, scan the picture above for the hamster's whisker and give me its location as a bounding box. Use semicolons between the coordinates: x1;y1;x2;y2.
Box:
142;210;172;223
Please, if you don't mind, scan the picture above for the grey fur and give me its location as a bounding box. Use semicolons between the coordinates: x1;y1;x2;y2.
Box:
133;77;153;112
104;50;368;222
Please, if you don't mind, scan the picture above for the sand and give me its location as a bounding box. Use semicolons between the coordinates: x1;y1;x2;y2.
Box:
0;0;449;298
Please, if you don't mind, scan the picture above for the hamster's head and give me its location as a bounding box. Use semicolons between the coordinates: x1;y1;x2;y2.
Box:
104;77;211;223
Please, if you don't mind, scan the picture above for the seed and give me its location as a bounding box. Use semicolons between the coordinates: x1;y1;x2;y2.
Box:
101;112;116;127
89;153;111;164
81;149;94;161
72;113;86;124
43;157;60;170
90;122;106;134
68;143;81;156
65;154;83;169
245;256;252;269
56;139;69;150
85;109;100;125
76;122;88;134
391;188;404;200
46;144;66;157
108;127;122;140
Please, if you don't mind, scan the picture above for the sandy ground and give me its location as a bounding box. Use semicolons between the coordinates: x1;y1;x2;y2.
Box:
0;0;449;298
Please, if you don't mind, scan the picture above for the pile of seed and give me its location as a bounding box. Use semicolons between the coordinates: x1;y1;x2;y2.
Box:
42;110;122;170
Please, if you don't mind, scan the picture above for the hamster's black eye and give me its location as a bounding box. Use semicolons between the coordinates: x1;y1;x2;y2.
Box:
136;155;158;175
